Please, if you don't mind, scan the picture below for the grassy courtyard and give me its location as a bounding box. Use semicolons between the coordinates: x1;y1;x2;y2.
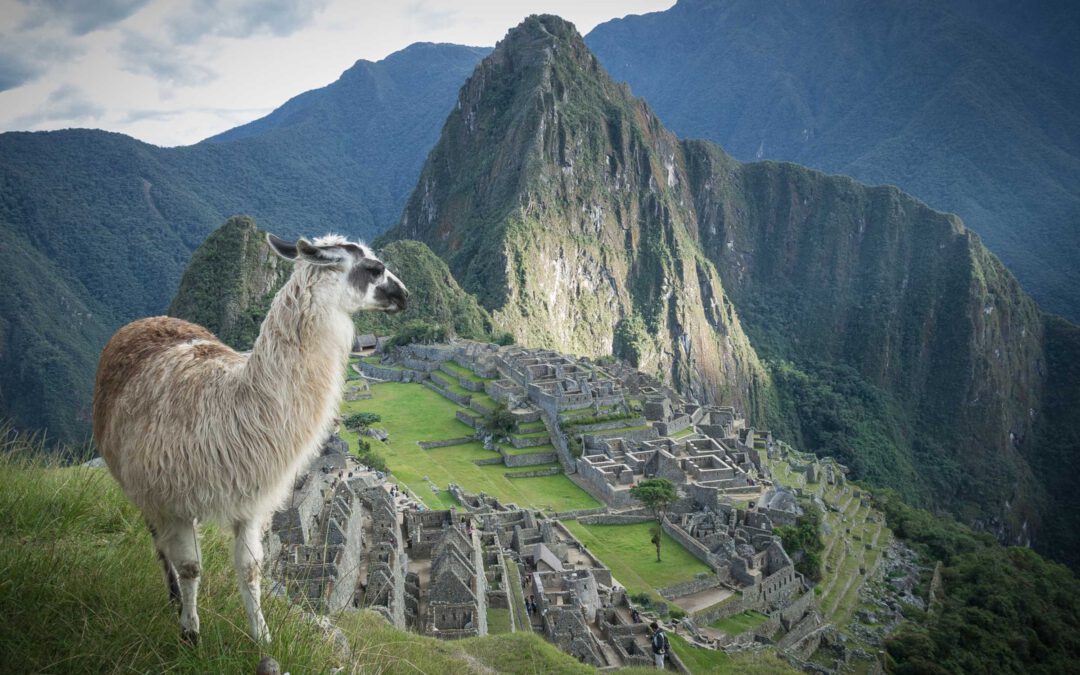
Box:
561;521;711;601
340;382;599;513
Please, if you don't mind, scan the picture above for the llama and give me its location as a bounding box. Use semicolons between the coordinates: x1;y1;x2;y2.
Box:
93;233;407;644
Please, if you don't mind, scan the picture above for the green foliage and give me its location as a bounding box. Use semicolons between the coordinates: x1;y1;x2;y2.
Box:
877;491;1080;674
493;331;515;346
353;240;495;340
343;412;381;432
668;607;686;620
630;478;679;520
630;478;679;562
775;505;826;582
353;436;388;473
483;405;516;438
629;592;652;607
387;320;449;347
168;215;292;351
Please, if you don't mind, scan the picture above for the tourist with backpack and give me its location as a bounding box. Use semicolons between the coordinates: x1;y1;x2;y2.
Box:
649;621;669;669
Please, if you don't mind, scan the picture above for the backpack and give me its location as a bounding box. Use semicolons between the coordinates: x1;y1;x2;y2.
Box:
652;629;669;654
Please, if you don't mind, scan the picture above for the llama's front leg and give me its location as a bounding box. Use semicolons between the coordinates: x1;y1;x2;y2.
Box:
159;520;202;644
234;518;270;644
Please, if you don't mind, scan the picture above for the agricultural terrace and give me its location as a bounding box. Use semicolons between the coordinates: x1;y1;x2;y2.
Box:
562;521;711;603
339;382;600;512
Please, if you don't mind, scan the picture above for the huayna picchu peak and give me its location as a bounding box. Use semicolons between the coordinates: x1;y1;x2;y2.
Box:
388;14;1080;569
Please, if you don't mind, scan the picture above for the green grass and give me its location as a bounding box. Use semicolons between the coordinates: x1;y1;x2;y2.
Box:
442;360;487;383
510;429;551;440
561;522;711;600
709;610;769;635
500;443;557;457
342;383;598;512
504;556;532;633
0;448;600;674
668;634;797;674
486;608;512;634
517;420;546;433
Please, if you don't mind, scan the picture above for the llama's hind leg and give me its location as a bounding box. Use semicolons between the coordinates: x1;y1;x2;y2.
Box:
234;518;270;644
158;519;202;644
147;522;181;611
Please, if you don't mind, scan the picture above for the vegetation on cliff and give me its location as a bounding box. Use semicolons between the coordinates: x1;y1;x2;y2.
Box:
167;215;291;351
587;0;1080;321
876;490;1080;674
389;14;770;417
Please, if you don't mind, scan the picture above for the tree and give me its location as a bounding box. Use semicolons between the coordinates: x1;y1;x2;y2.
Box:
484;405;516;438
344;412;381;432
630;478;678;562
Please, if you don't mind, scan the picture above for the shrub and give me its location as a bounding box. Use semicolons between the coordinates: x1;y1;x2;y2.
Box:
387;320;448;347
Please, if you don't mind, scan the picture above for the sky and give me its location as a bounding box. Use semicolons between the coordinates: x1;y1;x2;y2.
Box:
0;0;673;147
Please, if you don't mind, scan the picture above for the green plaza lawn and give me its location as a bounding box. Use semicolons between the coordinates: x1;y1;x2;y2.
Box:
340;382;599;513
562;521;711;600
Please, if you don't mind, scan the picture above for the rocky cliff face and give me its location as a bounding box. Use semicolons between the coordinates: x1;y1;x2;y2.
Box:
684;142;1048;538
389;15;1079;563
391;15;769;416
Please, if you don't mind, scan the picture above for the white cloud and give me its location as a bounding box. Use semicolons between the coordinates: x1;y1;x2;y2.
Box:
119;30;217;86
0;0;675;146
10;83;104;128
167;0;331;44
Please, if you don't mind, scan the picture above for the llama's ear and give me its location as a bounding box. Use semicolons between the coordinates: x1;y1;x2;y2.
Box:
267;234;298;260
297;239;347;266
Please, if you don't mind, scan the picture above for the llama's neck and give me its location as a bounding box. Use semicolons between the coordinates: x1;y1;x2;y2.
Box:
241;269;354;458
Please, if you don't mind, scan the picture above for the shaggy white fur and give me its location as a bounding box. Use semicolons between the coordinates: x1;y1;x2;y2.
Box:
93;233;407;644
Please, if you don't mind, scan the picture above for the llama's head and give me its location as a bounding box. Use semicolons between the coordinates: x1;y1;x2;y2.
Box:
267;233;408;314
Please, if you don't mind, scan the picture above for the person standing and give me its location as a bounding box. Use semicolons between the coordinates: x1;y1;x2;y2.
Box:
649;621;669;669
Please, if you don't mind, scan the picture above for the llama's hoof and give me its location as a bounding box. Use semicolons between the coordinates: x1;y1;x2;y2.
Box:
181;628;200;646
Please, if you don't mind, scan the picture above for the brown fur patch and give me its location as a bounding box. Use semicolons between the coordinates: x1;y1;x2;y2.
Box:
93;316;233;443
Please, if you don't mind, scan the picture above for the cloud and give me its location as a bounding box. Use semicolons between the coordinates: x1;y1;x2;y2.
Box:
167;0;330;44
119;31;217;86
0;32;85;92
0;48;45;92
18;0;153;35
405;1;459;31
10;84;105;128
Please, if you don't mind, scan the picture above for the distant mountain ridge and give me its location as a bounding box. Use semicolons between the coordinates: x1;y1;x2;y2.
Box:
586;0;1080;322
0;43;487;441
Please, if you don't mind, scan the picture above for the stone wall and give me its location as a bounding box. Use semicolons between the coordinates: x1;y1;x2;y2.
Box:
423;380;471;406
573;459;637;507
505;466;561;479
657;573;722;601
578;513;653;525
661;518;722;571
418;437;475;449
502;449;558;467
508;434;552;449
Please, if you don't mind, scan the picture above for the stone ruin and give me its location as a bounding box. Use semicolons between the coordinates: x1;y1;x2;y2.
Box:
283;342;830;667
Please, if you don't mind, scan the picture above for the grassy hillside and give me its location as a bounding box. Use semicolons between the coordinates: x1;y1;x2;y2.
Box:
0;435;622;674
587;0;1080;321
